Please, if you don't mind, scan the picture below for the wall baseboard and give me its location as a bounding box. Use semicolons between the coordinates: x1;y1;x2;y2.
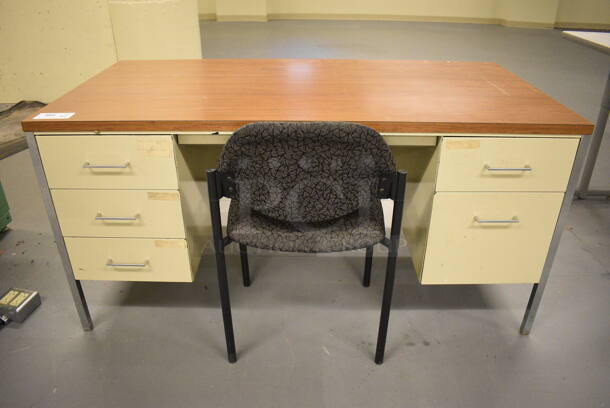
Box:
501;20;554;29
199;13;216;21
216;14;268;22
199;13;606;30
554;21;610;30
267;13;503;25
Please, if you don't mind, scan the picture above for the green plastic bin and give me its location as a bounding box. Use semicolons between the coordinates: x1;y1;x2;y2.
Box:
0;181;11;231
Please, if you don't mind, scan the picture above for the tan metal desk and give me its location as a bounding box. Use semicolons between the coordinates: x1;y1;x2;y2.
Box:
22;59;593;338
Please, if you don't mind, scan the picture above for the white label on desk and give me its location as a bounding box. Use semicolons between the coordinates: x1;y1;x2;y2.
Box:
33;112;75;119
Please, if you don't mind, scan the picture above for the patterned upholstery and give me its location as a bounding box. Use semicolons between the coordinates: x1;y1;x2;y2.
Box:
219;122;396;252
228;198;386;253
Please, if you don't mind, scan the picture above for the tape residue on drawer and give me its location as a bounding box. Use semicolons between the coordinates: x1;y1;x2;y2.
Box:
446;140;481;149
154;240;186;248
147;192;180;201
137;138;171;157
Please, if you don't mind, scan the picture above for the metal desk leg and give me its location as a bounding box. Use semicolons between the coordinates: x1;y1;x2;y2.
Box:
520;134;591;334
26;133;93;331
576;70;610;199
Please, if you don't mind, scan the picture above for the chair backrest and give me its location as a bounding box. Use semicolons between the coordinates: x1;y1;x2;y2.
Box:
217;122;396;222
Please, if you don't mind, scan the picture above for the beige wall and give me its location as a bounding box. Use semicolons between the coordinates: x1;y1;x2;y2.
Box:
266;0;497;19
495;0;559;27
556;0;610;27
200;0;610;28
0;0;117;103
217;0;266;21
1;0;202;103
199;0;216;14
109;0;202;60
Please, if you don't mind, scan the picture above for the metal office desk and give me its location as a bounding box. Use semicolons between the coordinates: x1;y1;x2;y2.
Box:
563;31;610;198
21;59;593;342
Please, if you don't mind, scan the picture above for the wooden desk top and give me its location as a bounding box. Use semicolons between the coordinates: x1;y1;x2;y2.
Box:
22;59;593;135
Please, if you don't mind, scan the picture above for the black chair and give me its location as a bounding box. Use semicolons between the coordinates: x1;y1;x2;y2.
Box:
206;122;406;364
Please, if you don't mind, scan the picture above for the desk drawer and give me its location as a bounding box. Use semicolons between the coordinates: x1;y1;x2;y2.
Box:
52;190;185;238
436;137;579;192
37;135;178;189
421;192;563;284
65;238;192;282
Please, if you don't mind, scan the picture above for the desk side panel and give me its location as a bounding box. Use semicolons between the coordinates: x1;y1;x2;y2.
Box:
173;140;223;278
398;144;441;280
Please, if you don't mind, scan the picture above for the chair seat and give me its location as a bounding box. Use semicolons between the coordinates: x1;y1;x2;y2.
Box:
227;199;386;253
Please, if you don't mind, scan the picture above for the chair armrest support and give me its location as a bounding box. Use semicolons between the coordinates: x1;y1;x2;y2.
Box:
207;169;231;252
388;170;407;251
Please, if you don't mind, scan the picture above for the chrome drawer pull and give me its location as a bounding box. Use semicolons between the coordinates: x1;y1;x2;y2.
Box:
95;213;139;221
484;164;532;171
474;216;520;224
83;161;130;169
106;259;148;268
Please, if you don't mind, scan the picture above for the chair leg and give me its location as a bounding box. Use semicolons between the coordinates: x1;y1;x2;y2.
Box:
214;248;237;363
239;243;251;287
363;245;373;287
374;250;397;365
374;170;406;364
207;169;237;363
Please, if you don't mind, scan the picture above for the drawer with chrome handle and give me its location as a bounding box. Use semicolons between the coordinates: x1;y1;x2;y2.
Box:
436;137;579;192
52;190;185;238
36;135;178;189
106;259;149;268
420;192;564;285
483;164;532;172
65;237;193;282
473;215;520;224
95;213;140;222
82;161;131;169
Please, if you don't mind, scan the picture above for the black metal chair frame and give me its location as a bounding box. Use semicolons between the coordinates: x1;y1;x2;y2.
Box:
206;168;407;364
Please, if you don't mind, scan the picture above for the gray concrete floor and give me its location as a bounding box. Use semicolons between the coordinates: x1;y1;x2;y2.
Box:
0;21;609;408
